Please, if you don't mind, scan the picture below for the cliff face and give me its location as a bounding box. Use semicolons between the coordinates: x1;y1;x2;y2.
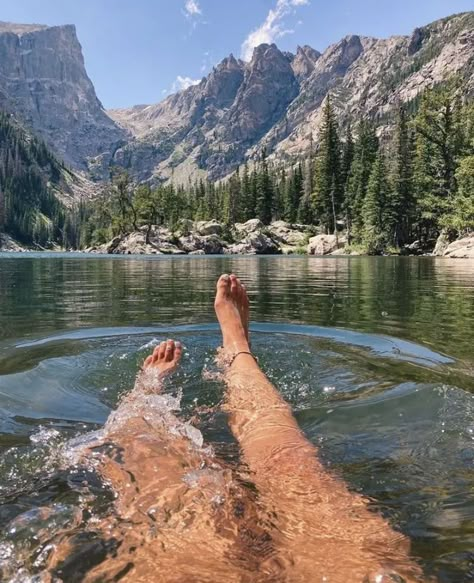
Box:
0;22;125;170
0;13;472;185
108;12;474;183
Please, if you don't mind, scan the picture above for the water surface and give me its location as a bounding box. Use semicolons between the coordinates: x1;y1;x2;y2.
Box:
0;253;473;581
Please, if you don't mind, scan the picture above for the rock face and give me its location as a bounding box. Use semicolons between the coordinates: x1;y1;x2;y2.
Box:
308;234;345;255
442;235;474;258
1;13;472;186
107;12;474;183
433;230;451;256
0;233;26;252
290;45;321;81
0;22;125;170
94;220;311;256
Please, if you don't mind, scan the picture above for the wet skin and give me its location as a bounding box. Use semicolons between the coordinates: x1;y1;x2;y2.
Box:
48;275;426;583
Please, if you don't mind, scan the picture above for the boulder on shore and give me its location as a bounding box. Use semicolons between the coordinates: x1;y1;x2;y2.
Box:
194;220;224;237
267;221;309;247
226;231;280;255
442;235;474;258
233;219;264;236
433;230;451;256
90;219;314;256
307;234;345;256
179;233;224;254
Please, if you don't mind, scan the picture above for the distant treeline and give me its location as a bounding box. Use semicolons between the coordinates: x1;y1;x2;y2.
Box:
1;82;473;253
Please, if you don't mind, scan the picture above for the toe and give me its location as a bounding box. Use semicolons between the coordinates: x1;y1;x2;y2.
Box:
174;341;183;363
157;341;167;361
215;274;230;307
230;274;238;297
217;274;230;293
144;355;153;368
165;339;175;362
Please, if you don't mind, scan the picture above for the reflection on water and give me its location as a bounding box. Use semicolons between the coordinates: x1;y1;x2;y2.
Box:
0;255;473;360
0;254;473;581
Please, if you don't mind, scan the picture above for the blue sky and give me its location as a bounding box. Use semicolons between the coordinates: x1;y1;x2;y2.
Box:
2;0;472;109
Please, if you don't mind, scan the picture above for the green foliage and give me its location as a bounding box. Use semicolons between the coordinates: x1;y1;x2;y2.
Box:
345;120;379;241
0;112;66;246
255;148;273;225
362;150;393;254
442;155;474;233
312;96;342;233
414;83;472;239
392;104;416;246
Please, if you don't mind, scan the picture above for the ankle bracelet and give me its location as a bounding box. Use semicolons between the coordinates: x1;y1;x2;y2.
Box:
229;350;258;366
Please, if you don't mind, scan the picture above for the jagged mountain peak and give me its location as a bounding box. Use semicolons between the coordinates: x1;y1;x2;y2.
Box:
249;43;289;67
292;45;321;80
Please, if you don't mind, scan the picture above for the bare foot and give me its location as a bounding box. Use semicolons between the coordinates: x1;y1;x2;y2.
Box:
143;339;182;377
214;274;250;354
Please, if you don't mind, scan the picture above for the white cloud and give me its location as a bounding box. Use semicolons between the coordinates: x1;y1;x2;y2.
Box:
171;75;201;93
241;0;309;61
184;0;201;17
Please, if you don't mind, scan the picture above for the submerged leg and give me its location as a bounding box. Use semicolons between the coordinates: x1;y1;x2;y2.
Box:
55;337;278;582
215;273;424;582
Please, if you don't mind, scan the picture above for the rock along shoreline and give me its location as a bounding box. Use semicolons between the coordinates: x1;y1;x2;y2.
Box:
1;222;473;258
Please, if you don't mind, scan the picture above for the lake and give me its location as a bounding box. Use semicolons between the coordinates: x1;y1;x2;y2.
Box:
0;253;473;581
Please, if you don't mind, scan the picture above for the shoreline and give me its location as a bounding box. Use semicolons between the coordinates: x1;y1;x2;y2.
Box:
1;222;473;259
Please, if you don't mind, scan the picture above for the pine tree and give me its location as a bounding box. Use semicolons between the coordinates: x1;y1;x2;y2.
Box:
284;164;303;222
341;123;355;237
413;85;464;240
312;96;342;233
341;123;355;188
110;169;137;234
392;104;415;246
443;155;474;233
346;120;379;242
255;148;273;224
363;149;392;253
134;184;162;243
226;169;242;224
240;163;254;221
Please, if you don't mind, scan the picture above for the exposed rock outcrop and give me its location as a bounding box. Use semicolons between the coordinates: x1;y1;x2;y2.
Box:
308;234;345;255
433;230;452;256
93;220;312;256
442;235;474;258
0;21;125;170
108;12;473;183
1;13;472;187
0;234;26;252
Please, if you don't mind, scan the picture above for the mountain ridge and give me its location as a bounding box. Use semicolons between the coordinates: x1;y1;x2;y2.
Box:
105;11;474;183
0;12;472;187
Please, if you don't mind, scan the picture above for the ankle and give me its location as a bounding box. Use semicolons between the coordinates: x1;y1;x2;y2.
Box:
224;338;250;354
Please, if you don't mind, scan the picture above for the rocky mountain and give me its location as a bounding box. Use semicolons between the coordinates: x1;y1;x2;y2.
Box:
0;21;125;170
0;12;472;186
107;11;474;183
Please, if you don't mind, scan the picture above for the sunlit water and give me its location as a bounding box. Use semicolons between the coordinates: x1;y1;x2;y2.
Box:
0;253;473;581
